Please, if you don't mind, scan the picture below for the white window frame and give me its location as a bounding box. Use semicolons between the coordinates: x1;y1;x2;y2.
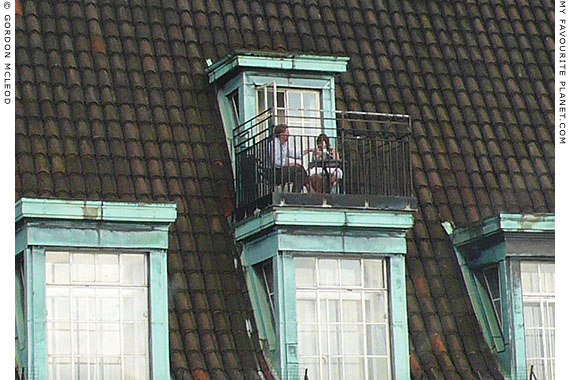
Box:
295;257;392;380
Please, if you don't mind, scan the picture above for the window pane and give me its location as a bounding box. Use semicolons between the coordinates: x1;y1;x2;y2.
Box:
521;262;540;293
73;322;96;356
366;324;388;355
48;357;72;380
298;324;318;356
328;324;342;355
97;289;120;321
46;251;70;284
297;291;317;322
344;357;364;379
318;259;339;286
101;357;121;379
97;254;119;283
296;258;316;287
72;288;96;322
122;288;148;321
122;254;146;285
48;322;71;355
364;260;384;288
124;322;149;355
342;293;362;322
368;358;390;380
330;357;342;380
76;361;96;380
542;263;555;293
343;324;363;355
320;292;340;322
124;357;148;380
340;259;361;286
523;302;542;328
73;253;95;282
47;287;70;321
99;322;121;356
299;358;319;380
365;293;387;323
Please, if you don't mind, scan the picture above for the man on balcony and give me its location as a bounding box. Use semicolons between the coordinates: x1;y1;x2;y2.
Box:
265;124;313;193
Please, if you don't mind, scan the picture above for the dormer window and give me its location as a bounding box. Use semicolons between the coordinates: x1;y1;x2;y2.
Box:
207;52;412;220
447;214;555;380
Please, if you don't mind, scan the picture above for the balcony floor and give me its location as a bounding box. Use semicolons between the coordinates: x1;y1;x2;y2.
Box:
234;192;417;222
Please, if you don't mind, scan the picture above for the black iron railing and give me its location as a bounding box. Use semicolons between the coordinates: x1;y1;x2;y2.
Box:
233;108;412;213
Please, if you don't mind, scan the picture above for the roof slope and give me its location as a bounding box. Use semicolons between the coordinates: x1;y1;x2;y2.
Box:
15;0;554;379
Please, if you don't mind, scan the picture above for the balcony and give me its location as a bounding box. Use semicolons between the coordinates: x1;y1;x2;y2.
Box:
233;108;416;221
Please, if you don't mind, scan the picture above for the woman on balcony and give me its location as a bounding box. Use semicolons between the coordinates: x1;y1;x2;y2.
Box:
308;133;343;193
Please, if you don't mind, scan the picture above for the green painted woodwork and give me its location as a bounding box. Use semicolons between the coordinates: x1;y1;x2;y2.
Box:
26;247;48;380
446;214;554;380
389;255;411;379
451;213;554;247
235;206;415;380
235;207;414;241
17;221;170;253
16;197;177;224
246;265;277;352
150;250;171;380
15;198;177;380
207;52;349;84
15;259;26;371
507;259;528;380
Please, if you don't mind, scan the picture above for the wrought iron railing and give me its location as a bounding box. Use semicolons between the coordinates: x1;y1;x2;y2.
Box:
233;108;412;214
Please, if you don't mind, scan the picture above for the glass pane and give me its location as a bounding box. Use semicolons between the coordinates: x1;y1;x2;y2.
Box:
366;324;388;355
97;288;120;321
73;253;95;282
521;262;540;293
296;258;316;287
101;357;121;379
328;324;342;355
523;302;542;328
340;259;361;286
330;357;342;380
342;293;362;322
546;328;555;357
122;254;146;285
297;291;317;322
364;260;384;288
524;329;544;358
541;262;555;293
74;322;96;356
343;324;363;355
46;251;70;284
76;361;96;380
122;288;148;321
319;259;339;286
47;287;70;321
320;292;341;322
99;322;121;355
299;358;319;380
48;322;71;355
124;322;149;355
49;357;72;380
368;357;391;380
365;293;386;323
72;288;96;322
344;357;364;379
547;302;555;328
287;91;302;120
97;254;119;283
298;324;318;356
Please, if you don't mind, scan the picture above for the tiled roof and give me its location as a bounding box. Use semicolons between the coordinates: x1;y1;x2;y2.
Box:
16;0;553;379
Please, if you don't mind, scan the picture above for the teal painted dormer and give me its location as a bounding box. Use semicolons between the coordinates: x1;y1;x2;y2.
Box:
209;51;418;380
15;198;177;380
444;214;555;380
235;206;416;380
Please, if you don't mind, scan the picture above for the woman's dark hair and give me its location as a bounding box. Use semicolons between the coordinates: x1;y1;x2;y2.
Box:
316;133;330;147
